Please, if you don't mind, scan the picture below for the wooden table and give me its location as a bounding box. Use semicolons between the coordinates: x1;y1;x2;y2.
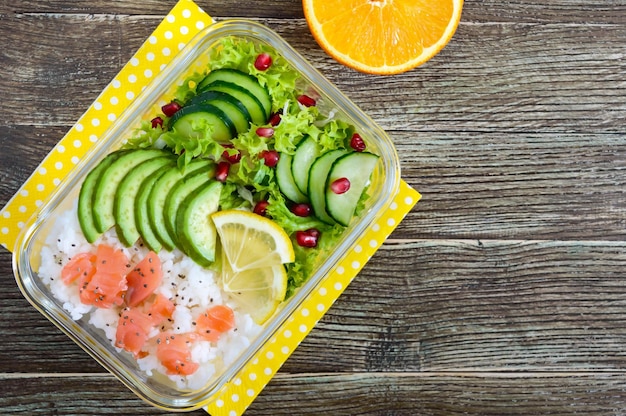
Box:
2;1;626;414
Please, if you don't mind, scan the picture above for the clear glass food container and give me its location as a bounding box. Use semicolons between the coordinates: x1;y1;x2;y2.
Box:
12;19;400;411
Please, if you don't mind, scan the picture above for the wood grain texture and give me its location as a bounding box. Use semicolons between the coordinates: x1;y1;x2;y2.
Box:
1;0;626;414
4;373;626;415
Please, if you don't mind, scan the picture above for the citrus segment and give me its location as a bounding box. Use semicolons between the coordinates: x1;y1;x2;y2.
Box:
211;210;293;324
302;0;464;75
221;254;288;324
211;210;295;271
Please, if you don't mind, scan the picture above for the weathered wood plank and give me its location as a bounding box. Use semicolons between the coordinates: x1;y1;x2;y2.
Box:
320;22;626;135
252;372;626;415
0;16;623;134
3;372;626;415
3;0;626;25
3;240;626;374
394;131;626;240
0;0;304;19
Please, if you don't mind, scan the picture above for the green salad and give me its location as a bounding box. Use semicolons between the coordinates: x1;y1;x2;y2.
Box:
82;36;379;298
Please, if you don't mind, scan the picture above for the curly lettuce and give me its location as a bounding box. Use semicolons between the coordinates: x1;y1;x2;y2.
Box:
125;36;366;297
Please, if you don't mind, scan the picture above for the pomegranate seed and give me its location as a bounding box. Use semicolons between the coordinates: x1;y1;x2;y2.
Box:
215;161;230;182
256;127;275;138
350;133;366;152
259;150;280;167
268;112;282;126
297;94;316;107
330;177;351;194
161;102;181;117
151;116;164;129
253;200;269;216
291;203;312;217
221;144;241;164
308;228;321;239
254;53;273;71
295;229;320;248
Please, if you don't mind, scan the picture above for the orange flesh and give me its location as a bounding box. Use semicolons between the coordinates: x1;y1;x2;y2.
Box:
303;0;462;74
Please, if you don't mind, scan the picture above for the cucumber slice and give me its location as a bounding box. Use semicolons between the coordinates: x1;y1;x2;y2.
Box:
78;150;127;243
92;149;169;234
198;69;271;119
147;159;214;251
114;156;175;246
276;152;308;203
308;150;348;224
176;180;223;266
168;103;236;142
325;152;380;227
163;165;215;249
190;90;252;133
292;136;322;196
134;164;175;252
199;80;267;125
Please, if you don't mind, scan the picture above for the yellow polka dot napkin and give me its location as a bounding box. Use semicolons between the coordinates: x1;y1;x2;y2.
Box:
0;0;420;414
0;0;213;252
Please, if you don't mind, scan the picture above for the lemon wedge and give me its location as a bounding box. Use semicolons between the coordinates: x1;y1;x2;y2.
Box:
211;210;295;271
211;210;294;324
220;254;288;324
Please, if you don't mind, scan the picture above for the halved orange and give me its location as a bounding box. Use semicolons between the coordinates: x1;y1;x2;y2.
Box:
302;0;464;75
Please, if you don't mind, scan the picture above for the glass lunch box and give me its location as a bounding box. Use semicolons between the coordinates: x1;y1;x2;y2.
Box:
12;19;400;411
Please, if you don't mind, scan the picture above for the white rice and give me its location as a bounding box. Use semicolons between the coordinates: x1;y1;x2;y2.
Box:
38;201;262;390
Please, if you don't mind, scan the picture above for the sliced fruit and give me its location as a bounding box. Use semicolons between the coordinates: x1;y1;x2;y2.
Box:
308;149;348;224
199;80;267;125
168;103;236;142
78;150;127;243
325;151;379;226
221;255;288;325
114;156;175;247
91;149;168;234
147;159;214;251
198;69;271;119
211;210;295;271
276;152;308;203
291;136;322;195
176;180;223;266
208;208;293;324
302;0;464;75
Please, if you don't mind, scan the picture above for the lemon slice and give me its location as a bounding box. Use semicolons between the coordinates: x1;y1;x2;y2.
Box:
211;210;295;271
221;254;288;324
211;209;294;324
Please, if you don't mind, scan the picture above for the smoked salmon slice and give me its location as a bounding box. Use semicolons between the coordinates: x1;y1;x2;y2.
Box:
125;251;162;307
155;331;199;376
196;304;235;342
